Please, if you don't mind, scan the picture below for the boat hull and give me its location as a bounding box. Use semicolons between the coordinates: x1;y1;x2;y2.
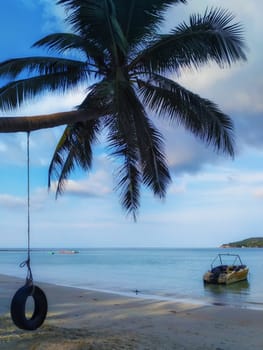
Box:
203;267;249;285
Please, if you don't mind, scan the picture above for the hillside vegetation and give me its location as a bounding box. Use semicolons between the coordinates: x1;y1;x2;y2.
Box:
221;237;263;248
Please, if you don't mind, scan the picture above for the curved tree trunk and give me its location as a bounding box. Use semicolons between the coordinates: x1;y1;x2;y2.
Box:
0;110;95;133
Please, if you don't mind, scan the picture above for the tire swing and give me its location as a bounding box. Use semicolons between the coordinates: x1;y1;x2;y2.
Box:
10;132;48;330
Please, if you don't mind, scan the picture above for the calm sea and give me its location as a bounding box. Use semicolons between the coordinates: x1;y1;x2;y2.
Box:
0;248;262;310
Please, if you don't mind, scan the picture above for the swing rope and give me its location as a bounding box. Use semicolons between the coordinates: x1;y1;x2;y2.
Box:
10;131;48;330
20;131;33;285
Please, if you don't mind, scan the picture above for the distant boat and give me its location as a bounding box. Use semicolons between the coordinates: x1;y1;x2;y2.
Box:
49;250;79;255
59;250;79;254
203;254;249;285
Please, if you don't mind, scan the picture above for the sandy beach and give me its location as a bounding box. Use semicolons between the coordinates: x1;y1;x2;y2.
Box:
0;274;262;349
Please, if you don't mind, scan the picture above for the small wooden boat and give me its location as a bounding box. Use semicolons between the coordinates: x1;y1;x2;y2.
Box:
203;254;249;285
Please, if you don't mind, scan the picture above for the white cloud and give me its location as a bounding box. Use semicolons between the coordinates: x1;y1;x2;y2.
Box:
1;87;86;117
253;189;263;198
38;0;67;32
0;141;7;152
186;169;263;185
21;0;67;32
156;119;226;176
0;194;25;208
176;64;239;93
168;182;186;195
64;172;112;197
49;169;112;198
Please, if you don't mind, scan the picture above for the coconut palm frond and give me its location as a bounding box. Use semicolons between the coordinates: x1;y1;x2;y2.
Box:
0;57;87;79
49;119;100;196
139;76;234;156
117;159;141;221
33;33;88;54
78;79;114;113
103;75;143;218
107;115;141;220
138;117;171;197
116;152;141;221
178;7;247;65
0;69;87;110
114;0;187;45
121;83;171;197
51;138;76;196
33;33;107;70
131;7;246;74
106;79;170;218
58;0;128;57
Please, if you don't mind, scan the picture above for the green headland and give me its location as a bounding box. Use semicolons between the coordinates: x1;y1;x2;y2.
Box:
221;237;263;248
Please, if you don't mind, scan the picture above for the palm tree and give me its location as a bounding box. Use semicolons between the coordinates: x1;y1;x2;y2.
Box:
0;0;246;218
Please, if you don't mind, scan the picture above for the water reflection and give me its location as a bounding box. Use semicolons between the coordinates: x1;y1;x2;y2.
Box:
204;280;250;307
204;280;250;295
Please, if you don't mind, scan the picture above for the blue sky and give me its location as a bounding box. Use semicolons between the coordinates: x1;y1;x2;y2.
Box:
0;0;262;248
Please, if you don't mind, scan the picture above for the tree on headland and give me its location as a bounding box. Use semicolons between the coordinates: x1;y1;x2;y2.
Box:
0;0;246;219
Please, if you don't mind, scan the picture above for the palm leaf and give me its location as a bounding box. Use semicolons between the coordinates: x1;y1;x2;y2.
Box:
119;82;171;197
137;118;171;197
78;80;114;115
105;76;142;218
130;7;246;74
139;75;235;156
57;0;128;57
33;33;107;71
48;119;100;196
0;69;88;110
106;77;171;217
106;114;141;220
114;0;187;45
33;33;90;54
0;57;87;79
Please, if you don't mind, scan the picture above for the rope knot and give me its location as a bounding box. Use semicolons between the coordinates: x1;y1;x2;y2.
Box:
20;258;33;285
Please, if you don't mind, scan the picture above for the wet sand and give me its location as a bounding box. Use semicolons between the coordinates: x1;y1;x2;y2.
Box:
0;274;262;349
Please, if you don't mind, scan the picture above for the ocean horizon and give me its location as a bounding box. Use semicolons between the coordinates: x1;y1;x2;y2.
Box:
1;247;262;310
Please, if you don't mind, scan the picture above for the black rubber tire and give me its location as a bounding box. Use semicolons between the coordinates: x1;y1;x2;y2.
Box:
10;284;48;330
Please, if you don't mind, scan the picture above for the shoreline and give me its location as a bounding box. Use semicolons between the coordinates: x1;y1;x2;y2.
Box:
2;272;263;312
0;274;263;349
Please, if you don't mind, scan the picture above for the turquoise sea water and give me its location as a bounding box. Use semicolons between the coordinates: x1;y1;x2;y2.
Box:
0;248;262;309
